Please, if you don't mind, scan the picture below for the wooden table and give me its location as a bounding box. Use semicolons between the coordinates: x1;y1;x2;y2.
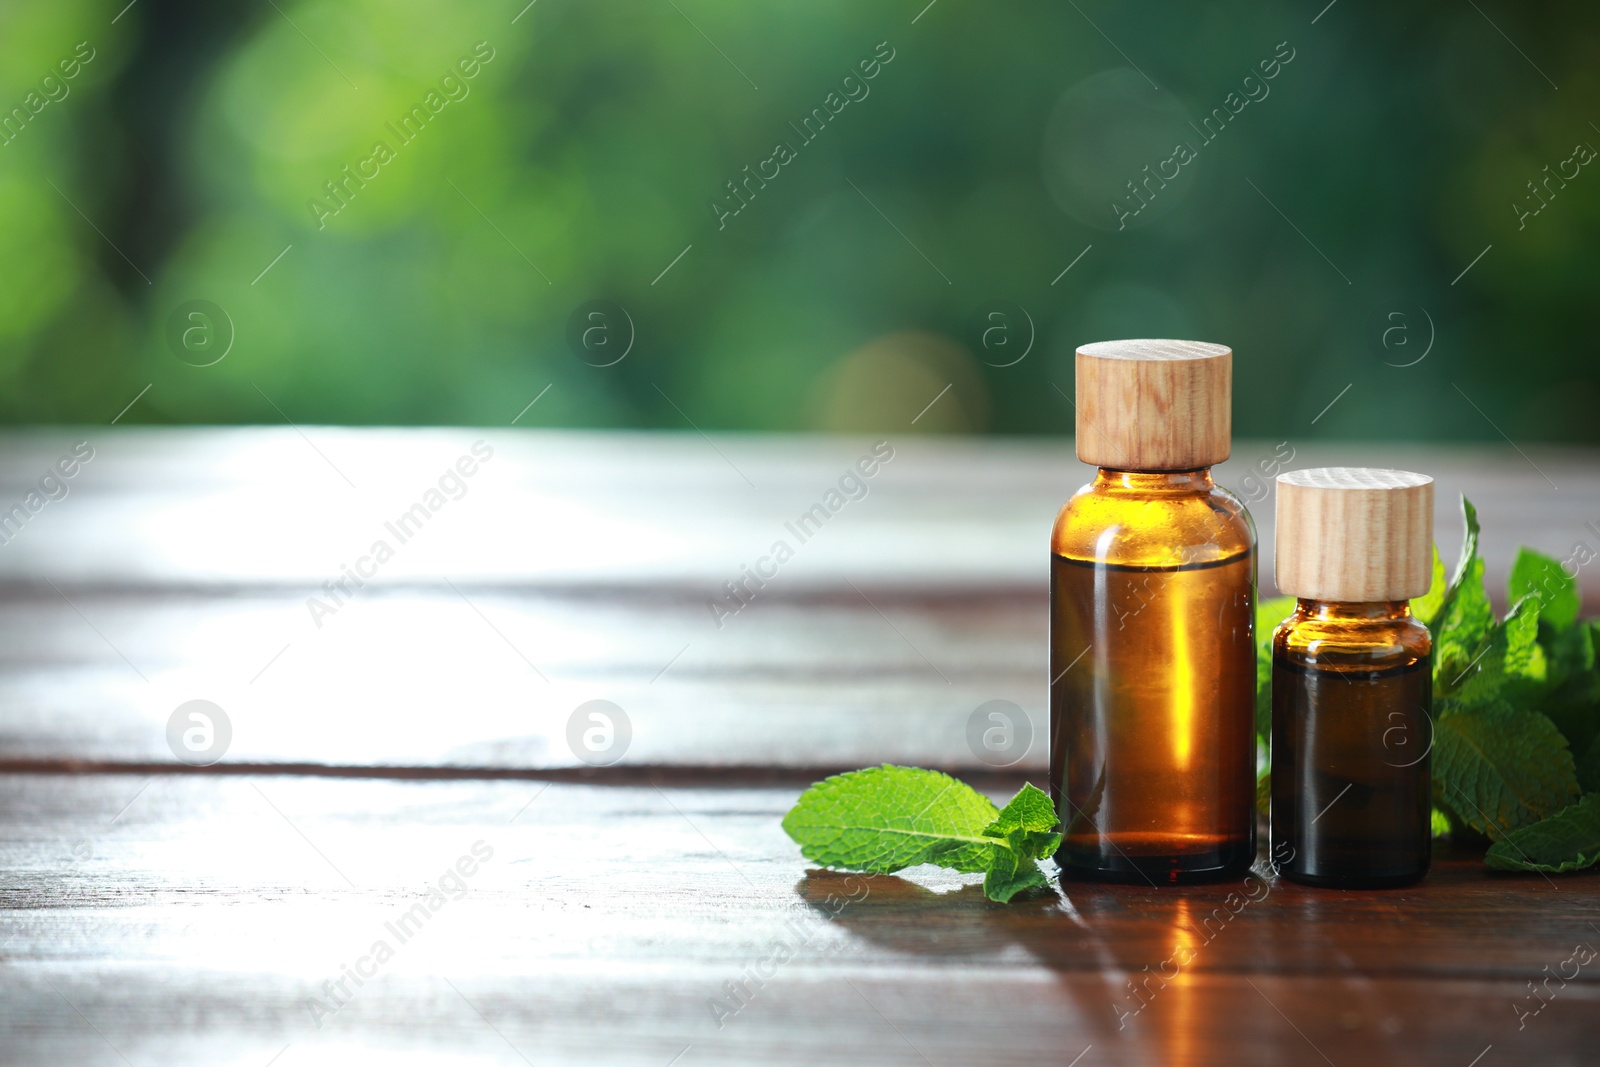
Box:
1;428;1596;1065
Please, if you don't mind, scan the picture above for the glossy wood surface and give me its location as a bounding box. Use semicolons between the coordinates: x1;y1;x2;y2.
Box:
0;430;1595;1064
1;775;1595;1066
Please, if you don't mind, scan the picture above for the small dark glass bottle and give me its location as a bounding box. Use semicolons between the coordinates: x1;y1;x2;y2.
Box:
1050;340;1256;885
1270;468;1435;889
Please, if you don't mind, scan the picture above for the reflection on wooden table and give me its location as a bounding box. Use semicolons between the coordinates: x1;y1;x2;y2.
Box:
0;429;1595;1065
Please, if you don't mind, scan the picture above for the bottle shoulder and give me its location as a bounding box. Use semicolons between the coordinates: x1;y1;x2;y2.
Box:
1051;478;1256;567
1272;610;1432;672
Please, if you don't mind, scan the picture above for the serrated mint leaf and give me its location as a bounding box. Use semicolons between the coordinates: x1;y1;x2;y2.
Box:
981;783;1060;897
783;772;1063;904
1502;601;1545;680
1012;830;1062;864
983;782;1056;837
1435;572;1497;692
1446;497;1482;592
1411;544;1448;626
1444;596;1545;705
1433;498;1494;686
983;842;1053;902
1508;547;1580;631
782;765;999;874
1485;795;1600;873
1255;594;1295;743
1433;700;1580;839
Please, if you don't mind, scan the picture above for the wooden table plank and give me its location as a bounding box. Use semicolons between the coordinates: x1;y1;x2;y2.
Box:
3;429;1596;1065
0;589;1040;770
2;429;1594;772
1;774;1595;1066
1;430;1595;600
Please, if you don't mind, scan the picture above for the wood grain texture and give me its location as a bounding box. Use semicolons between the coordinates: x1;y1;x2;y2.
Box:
0;588;1042;771
1075;340;1232;470
2;430;1597;1065
0;431;1593;773
1276;467;1435;601
0;774;1595;1066
0;430;1590;601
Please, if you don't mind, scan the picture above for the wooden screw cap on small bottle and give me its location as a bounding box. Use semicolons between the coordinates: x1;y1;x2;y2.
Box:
1075;339;1232;471
1275;467;1434;601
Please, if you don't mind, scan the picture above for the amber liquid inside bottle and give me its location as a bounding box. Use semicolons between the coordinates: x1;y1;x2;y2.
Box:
1050;469;1257;884
1271;600;1432;888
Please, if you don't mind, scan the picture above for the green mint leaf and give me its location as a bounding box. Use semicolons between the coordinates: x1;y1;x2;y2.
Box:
1430;803;1477;841
1502;601;1545;683
1485;795;1600;873
1443;596;1545;705
1255;594;1295;744
978;783;1061;902
1578;733;1600;795
783;773;1062;904
1445;496;1483;597
1430;807;1453;838
782;765;999;874
1539;663;1600;768
1011;829;1062;863
1410;544;1448;626
983;838;1054;902
1536;618;1597;759
1433;499;1495;692
1544;618;1597;688
1433;699;1580;839
1566;620;1598;673
1435;583;1496;690
1252;595;1294;803
982;782;1056;837
1508;547;1580;631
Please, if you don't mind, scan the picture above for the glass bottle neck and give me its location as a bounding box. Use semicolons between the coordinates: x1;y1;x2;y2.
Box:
1093;467;1215;493
1294;599;1414;622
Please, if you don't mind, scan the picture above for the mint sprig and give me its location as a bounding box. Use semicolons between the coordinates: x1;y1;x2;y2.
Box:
1255;495;1598;870
1422;498;1592;862
1486;794;1600;873
786;497;1600;894
977;778;1062;901
781;766;1059;902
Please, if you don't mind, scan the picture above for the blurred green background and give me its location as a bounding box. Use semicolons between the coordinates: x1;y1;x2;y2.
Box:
0;0;1595;438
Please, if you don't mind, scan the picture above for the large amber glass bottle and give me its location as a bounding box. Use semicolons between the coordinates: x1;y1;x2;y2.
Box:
1270;468;1435;888
1050;340;1256;884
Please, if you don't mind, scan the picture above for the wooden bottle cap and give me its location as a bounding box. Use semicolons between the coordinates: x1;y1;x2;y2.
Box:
1074;340;1232;470
1275;468;1434;601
